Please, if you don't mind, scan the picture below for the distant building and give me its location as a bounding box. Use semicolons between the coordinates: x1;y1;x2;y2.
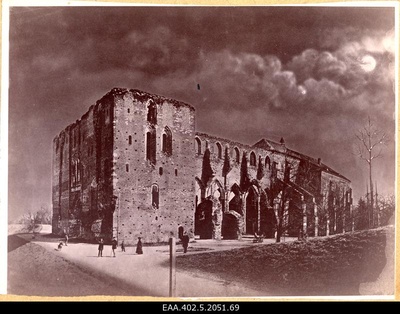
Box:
52;88;352;244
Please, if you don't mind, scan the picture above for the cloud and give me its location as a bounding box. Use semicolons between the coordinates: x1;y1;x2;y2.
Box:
7;6;396;222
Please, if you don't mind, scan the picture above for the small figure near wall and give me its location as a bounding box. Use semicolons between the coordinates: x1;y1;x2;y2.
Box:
136;237;143;255
98;238;104;257
181;232;190;253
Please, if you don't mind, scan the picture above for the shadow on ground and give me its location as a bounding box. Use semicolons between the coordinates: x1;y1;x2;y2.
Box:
8;235;29;253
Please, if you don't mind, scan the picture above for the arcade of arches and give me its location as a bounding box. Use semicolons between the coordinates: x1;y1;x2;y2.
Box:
195;180;277;240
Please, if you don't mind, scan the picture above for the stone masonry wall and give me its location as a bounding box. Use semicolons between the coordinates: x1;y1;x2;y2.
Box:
52;93;115;240
113;89;196;245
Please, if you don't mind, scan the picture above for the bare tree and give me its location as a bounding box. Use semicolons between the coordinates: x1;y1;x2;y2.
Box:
355;116;386;228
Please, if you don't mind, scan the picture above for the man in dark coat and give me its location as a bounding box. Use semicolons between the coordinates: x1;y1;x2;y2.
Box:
98;238;104;257
182;232;190;253
111;237;118;257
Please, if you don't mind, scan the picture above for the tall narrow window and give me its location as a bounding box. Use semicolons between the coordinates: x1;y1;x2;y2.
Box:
234;147;240;163
265;156;271;170
216;142;222;159
162;126;172;156
146;126;156;164
151;184;159;209
284;163;291;182
71;159;81;186
147;100;157;125
76;159;81;183
128;135;132;145
127;108;130;113
126;164;129;172
271;161;277;179
250;151;256;166
195;138;202;155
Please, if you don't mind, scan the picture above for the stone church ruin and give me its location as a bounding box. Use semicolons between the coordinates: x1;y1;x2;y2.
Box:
52;88;353;244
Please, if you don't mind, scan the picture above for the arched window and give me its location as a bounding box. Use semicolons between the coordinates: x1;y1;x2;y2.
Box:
234;147;240;163
128;135;132;145
265;156;271;170
250;151;256;166
195;138;202;155
151;184;159;209
284;164;291;182
162;126;172;156
216;142;222;159
147;100;157;125
146;126;156;165
71;159;81;186
271;161;278;179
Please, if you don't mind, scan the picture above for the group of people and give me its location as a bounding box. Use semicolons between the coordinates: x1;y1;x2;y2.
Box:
58;231;190;255
97;237;143;257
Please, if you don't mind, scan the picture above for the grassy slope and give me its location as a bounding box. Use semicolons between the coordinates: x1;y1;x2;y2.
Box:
177;226;395;296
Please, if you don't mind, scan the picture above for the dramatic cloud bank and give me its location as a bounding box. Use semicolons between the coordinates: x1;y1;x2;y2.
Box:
8;6;396;221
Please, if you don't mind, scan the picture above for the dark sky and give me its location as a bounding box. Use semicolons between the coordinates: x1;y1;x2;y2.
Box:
8;5;396;222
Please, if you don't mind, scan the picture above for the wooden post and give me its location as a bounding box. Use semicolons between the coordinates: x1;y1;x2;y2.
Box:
326;218;330;236
257;194;261;233
313;198;318;237
302;196;307;238
169;237;176;297
350;204;355;232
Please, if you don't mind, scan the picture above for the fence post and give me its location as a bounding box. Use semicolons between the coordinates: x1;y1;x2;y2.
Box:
169;236;176;297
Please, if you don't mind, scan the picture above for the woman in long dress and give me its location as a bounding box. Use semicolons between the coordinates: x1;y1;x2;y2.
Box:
136;237;143;254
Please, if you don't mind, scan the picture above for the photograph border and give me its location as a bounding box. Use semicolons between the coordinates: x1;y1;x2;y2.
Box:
0;0;398;302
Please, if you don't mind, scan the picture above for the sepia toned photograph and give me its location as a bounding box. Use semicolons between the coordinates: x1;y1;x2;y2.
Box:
3;2;397;300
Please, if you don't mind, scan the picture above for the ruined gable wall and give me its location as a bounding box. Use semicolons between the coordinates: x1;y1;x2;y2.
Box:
52;94;115;239
113;89;196;245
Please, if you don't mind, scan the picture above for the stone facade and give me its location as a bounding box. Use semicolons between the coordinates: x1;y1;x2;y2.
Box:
52;88;352;244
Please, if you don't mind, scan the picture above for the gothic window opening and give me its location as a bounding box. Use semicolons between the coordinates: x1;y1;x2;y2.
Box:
151;184;159;209
271;161;277;179
159;167;163;175
126;164;129;172
129;135;132;145
71;159;81;187
195;138;202;155
234;147;240;163
147;100;157;125
146;126;156;165
162;126;172;156
216;142;222;159
265;156;271;170
284;162;291;182
250;151;256;166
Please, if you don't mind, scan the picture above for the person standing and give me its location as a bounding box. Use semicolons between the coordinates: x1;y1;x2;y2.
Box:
111;237;118;257
182;232;190;253
136;237;143;254
98;238;104;257
65;233;69;246
121;240;126;252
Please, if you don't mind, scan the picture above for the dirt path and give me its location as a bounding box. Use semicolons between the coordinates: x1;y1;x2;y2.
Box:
8;235;148;297
7;234;265;299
